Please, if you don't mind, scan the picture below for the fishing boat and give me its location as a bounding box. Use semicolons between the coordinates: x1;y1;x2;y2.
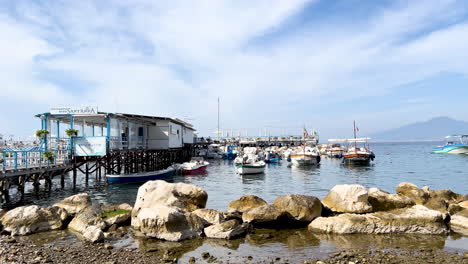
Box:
290;146;321;166
342;139;375;165
236;161;266;175
106;167;175;184
341;121;375;165
325;141;345;158
432;135;468;154
222;145;238;160
264;150;281;163
179;159;209;175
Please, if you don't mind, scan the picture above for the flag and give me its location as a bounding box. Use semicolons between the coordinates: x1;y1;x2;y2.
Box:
303;127;308;137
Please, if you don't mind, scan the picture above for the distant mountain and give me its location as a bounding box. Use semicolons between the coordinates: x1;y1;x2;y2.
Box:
371;117;468;141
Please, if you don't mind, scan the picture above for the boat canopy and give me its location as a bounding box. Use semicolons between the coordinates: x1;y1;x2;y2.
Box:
445;135;468;138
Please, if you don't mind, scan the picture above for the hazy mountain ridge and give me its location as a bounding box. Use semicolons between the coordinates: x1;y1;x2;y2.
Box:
371;117;468;141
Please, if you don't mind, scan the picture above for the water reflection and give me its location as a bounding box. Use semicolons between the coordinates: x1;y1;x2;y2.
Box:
240;173;266;184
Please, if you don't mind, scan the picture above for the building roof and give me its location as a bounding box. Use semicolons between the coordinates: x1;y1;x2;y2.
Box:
36;111;196;130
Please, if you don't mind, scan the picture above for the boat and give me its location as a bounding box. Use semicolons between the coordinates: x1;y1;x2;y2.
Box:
342;140;375;165
236;161;266;175
432;135;468;154
290;146;321;166
106;167;175;184
341;121;375;165
264;151;281;163
222;145;238;160
179;159;209;175
325;141;345;158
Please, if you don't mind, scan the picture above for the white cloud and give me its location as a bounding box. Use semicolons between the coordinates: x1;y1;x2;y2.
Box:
1;0;468;138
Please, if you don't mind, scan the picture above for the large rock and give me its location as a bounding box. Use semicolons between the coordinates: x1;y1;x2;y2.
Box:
83;225;104;243
242;204;290;227
396;182;429;205
459;200;468;209
131;204;204;242
368;188;414;212
192;209;225;226
1;205;68;236
228;195;267;213
100;204;132;227
204;219;249;239
132;181;207;219
448;204;468;234
69;205;106;233
322;184;373;213
273;194;322;222
308;205;448;235
54;193;92;216
423;189;465;212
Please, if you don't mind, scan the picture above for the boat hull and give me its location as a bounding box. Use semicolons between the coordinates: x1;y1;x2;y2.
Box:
106;168;175;184
265;157;281;163
182;165;208;175
342;154;372;165
290;154;320;166
432;145;468;154
236;164;265;175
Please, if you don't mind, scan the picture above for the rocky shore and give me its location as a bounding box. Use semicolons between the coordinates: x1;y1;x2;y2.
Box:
0;180;467;263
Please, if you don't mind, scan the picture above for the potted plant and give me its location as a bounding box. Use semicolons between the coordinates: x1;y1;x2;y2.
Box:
65;128;79;137
35;129;49;139
43;151;54;162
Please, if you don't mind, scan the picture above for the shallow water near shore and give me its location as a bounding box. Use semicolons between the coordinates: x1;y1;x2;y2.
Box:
3;141;468;260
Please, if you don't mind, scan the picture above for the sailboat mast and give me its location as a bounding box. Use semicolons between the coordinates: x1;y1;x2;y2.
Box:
217;97;220;141
353;120;357;148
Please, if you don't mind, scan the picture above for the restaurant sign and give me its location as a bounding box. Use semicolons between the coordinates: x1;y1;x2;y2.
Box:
50;106;98;115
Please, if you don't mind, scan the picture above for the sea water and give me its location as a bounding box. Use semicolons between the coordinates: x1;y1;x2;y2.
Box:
6;141;468;259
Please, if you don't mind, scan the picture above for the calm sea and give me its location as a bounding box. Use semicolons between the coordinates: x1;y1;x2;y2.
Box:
6;141;468;260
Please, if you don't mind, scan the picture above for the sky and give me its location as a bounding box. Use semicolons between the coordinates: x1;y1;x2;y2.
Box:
1;0;468;140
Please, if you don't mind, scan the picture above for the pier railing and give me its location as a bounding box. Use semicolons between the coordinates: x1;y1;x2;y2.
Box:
1;149;70;173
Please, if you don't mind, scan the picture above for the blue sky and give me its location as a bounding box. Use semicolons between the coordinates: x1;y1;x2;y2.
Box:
1;0;468;140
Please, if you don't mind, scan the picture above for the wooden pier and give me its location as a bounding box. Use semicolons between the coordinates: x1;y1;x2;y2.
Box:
0;146;193;204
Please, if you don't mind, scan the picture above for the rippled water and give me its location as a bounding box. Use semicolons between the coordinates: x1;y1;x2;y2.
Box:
6;142;468;260
8;141;468;209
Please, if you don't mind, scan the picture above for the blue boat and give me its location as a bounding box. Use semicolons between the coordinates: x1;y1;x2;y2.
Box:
106;167;175;184
222;145;238;160
432;135;468;154
264;151;281;163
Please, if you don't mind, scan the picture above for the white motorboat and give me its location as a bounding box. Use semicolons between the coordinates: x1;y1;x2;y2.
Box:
290;146;321;166
236;161;266;175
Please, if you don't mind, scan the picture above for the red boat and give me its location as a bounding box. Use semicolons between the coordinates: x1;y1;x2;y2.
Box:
181;160;209;175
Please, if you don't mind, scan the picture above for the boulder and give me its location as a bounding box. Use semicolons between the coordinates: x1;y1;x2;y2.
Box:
104;212;131;226
396;182;429;205
459;200;468;209
368;188;414;212
204;219;250;239
54;193;92;216
131;204;204;242
273;194;322;222
242;204;291;227
69;205;106;233
192;209;225;226
132;181;207;218
228;195;267;213
423;189;465;212
448;204;468;234
1;205;68;236
100;204;132;227
82;225;104;243
308;205;448;235
322;184;372;213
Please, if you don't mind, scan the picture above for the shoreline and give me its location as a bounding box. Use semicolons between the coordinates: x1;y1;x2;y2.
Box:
1;233;467;264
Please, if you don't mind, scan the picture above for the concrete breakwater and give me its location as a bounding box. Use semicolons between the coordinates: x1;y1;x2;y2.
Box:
0;181;467;262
